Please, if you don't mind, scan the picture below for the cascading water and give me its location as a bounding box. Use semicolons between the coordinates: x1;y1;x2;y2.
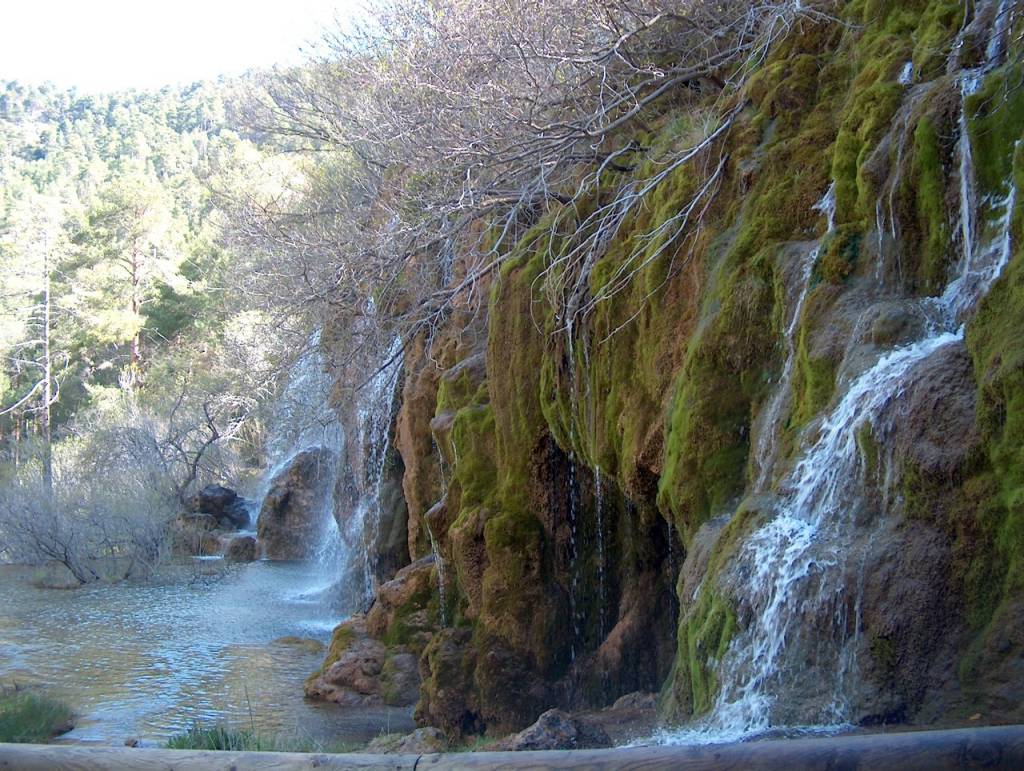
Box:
659;7;1017;743
254;331;345;571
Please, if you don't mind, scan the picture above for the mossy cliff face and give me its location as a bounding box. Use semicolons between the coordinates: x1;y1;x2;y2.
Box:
315;0;1024;739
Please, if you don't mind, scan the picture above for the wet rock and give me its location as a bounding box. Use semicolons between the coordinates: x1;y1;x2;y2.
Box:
888;341;979;475
415;627;481;741
257;448;337;560
224;535;258;563
856;519;959;725
494;709;611;751
374;453;411;582
866;301;929;347
364;727;447;754
380;651;420;707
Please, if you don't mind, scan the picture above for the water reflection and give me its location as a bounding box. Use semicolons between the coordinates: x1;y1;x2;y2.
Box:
0;560;411;744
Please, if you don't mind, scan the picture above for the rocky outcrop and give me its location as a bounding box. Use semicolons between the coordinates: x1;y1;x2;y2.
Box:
170;485;254;556
311;0;1024;743
307;559;441;708
257;448;336;560
189;485;251;530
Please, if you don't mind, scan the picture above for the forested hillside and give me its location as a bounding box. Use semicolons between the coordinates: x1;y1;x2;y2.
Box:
0;78;309;574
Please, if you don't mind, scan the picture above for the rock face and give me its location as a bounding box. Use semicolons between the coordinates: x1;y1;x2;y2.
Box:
310;0;1024;745
257;448;337;560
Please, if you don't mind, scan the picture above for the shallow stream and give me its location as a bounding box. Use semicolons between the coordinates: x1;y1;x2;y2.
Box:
0;560;411;746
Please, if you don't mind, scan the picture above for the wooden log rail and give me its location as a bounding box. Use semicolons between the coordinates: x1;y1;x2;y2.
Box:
1;725;1023;770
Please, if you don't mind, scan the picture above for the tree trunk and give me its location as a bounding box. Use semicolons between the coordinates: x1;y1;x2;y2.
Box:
41;235;53;499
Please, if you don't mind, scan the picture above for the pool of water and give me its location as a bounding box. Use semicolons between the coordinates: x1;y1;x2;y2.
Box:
0;560;411;746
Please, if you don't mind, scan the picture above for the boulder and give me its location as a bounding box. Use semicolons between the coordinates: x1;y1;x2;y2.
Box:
257;448;337;560
364;727;446;754
225;535;258;563
495;709;612;751
190;485;252;529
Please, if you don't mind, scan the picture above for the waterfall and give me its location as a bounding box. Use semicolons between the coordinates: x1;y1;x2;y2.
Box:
658;9;1017;742
346;337;403;607
254;331;345;569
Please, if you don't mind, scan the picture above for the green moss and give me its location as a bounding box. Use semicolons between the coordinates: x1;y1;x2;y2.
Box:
910;116;952;293
816;225;862;285
659;506;760;721
658;251;778;542
966;63;1024;201
958;139;1024;686
382;581;437;648
680;589;736;716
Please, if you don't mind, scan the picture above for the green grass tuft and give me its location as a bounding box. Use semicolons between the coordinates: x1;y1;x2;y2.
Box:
165;722;363;753
0;687;74;743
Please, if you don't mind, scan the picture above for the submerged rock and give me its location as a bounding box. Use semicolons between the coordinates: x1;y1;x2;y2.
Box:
257;448;337;560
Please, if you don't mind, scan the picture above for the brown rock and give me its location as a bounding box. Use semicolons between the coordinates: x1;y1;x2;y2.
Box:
257;448;337;560
365;554;438;650
306;616;388;705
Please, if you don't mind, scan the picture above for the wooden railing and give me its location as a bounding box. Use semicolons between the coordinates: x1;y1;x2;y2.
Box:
1;724;1022;770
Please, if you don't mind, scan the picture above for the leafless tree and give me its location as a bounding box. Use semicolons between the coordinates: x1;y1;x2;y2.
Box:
242;0;835;361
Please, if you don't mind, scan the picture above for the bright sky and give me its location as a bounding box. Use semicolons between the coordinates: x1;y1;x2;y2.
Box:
0;1;361;92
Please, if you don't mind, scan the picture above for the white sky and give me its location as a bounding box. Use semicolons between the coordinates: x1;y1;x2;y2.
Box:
0;1;361;92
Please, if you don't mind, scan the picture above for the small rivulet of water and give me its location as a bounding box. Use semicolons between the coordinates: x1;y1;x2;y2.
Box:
426;520;449;629
567;454;583;662
752;184;834;492
594;466;608;641
660;3;1018;743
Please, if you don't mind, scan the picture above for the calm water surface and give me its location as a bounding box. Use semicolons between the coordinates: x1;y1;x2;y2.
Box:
0;560;410;745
